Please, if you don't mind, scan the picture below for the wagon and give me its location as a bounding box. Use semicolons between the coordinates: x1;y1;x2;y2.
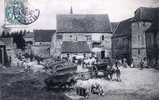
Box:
91;58;112;78
45;73;77;89
44;61;77;90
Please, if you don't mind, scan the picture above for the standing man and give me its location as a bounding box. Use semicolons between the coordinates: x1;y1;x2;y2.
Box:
140;59;144;70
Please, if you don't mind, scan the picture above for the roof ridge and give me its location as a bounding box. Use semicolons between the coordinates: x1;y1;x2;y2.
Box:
113;18;132;34
56;14;112;33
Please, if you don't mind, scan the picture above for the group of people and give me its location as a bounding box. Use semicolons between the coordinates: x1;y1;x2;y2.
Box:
61;55;124;81
90;58;126;82
91;83;104;96
107;62;121;81
76;83;104;97
61;55;98;68
61;55;149;82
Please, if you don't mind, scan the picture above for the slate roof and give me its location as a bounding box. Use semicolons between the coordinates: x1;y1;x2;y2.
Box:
112;18;132;38
61;41;91;53
140;7;159;32
34;30;56;42
131;7;159;32
113;7;159;35
133;7;158;21
146;24;159;32
56;14;112;33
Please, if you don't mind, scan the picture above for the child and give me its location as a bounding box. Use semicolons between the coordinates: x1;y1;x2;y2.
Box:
140;59;144;70
113;62;121;81
116;66;121;81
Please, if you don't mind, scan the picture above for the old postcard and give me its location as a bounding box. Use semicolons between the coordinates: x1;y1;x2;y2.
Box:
0;0;159;100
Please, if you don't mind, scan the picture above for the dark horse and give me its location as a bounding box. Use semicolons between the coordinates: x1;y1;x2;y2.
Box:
91;63;113;80
92;62;121;81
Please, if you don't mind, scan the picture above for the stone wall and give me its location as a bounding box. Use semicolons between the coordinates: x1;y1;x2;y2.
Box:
32;44;51;58
146;31;159;67
112;35;131;64
102;33;112;50
131;21;151;66
51;33;112;57
157;32;159;66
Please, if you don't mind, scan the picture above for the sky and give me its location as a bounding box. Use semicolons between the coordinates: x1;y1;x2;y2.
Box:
0;0;159;29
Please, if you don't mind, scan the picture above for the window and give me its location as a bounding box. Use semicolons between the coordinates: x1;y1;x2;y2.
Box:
143;22;146;27
137;22;140;28
47;48;50;52
151;35;154;45
75;36;77;41
56;35;63;39
138;34;140;41
101;35;104;41
157;34;159;47
92;42;101;48
141;34;144;45
123;38;128;48
138;49;140;55
85;35;92;41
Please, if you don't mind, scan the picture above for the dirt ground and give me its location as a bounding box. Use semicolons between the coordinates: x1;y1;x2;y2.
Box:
1;66;159;100
75;67;159;100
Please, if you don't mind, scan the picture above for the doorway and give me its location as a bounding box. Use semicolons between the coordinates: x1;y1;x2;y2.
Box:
0;46;5;65
101;50;105;59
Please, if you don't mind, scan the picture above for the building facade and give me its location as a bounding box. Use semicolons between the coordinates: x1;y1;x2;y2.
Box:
51;14;112;59
33;30;56;58
0;36;15;66
112;7;159;67
144;7;159;67
112;19;132;65
131;21;151;66
132;7;159;67
0;41;6;65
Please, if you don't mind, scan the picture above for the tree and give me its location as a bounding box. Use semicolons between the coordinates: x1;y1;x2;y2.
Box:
13;32;26;50
1;31;5;37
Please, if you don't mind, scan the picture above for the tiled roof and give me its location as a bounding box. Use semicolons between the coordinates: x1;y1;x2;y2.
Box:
56;14;112;33
112;18;132;38
34;30;56;42
61;41;91;53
